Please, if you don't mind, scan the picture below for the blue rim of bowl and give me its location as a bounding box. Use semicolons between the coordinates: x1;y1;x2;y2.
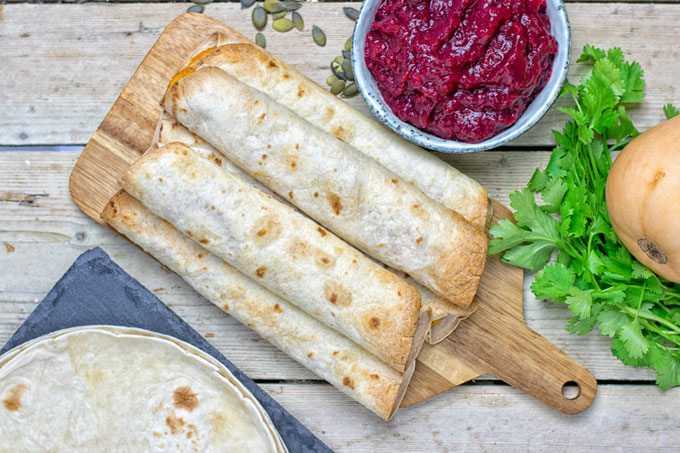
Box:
351;0;572;154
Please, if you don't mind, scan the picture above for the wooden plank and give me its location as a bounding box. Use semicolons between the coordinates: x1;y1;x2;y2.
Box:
1;3;679;146
0;151;657;382
264;383;680;452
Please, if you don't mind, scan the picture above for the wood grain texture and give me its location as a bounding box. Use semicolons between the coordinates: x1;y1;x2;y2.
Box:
66;13;594;413
265;383;680;452
1;151;655;382
1;3;680;146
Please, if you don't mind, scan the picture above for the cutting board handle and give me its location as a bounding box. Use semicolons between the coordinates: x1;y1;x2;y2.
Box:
448;302;597;414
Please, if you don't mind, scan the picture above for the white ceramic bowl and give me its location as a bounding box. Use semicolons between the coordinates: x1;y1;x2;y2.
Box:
351;0;571;153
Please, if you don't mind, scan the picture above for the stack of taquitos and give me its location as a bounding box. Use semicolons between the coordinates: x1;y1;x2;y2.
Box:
105;32;490;419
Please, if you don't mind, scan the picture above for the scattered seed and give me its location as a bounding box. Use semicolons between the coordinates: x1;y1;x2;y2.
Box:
292;11;304;31
333;55;344;66
192;0;213;5
331;61;346;80
241;0;256;9
345;37;352;52
187;4;204;13
255;32;267;48
264;0;284;14
331;79;346;95
342;50;351;60
326;74;339;86
272;11;287;19
343;7;360;21
342;82;359;97
342;58;354;80
273;17;295;32
252;6;268;31
281;1;302;11
312;25;326;47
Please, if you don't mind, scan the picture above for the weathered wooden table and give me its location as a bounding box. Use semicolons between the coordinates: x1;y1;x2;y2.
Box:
2;2;679;451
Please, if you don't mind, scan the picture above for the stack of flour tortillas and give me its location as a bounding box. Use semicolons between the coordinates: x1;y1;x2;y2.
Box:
103;30;491;420
0;326;286;451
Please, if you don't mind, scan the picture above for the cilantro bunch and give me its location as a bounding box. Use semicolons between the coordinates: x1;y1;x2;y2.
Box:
489;46;680;388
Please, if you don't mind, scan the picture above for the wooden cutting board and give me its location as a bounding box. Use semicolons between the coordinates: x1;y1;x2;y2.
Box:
70;13;597;415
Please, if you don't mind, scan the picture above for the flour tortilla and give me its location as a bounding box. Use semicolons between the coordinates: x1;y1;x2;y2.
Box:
157;113;474;343
164;67;487;308
102;193;417;420
0;326;285;452
183;37;491;229
122;143;428;371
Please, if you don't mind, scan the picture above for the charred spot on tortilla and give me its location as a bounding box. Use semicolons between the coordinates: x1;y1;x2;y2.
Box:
297;84;306;97
390;178;398;185
415;236;424;244
273;303;282;313
313;192;319;198
288;156;298;170
370;374;380;380
307;352;314;358
258;113;267;124
165;412;185;435
268;60;277;69
2;383;27;412
326;193;343;215
199;238;209;244
342;376;355;389
256;266;267;278
368;316;381;329
261;154;267;160
332;350;339;356
317;227;327;237
323;280;351;306
173;386;199;412
222;303;230;311
288;191;294;200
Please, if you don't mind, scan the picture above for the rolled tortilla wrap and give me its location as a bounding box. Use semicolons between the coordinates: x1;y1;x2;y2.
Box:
122;143;427;371
182;39;491;229
157;113;476;343
164;68;487;308
102;192;414;420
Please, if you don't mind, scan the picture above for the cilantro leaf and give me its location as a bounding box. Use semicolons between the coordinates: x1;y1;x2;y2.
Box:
664;103;679;120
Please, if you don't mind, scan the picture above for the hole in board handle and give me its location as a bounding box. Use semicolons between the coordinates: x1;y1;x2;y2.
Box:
561;381;581;400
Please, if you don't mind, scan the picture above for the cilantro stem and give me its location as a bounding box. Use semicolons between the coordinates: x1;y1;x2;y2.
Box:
634;280;647;320
622;306;680;336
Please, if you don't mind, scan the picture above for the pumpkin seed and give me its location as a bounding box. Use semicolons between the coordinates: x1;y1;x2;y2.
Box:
187;4;204;13
192;0;213;4
342;58;354;80
273;18;295;32
255;32;267;48
241;0;256;9
331;61;346;80
333;55;344;66
292;11;304;31
326;74;339;86
331;79;346;95
345;37;352;52
343;7;360;21
342;82;359;97
252;6;268;31
271;11;287;19
312;25;326;47
263;0;284;14
342;50;351;60
280;1;302;11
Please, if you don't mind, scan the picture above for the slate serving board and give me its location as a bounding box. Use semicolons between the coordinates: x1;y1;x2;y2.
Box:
0;247;330;453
